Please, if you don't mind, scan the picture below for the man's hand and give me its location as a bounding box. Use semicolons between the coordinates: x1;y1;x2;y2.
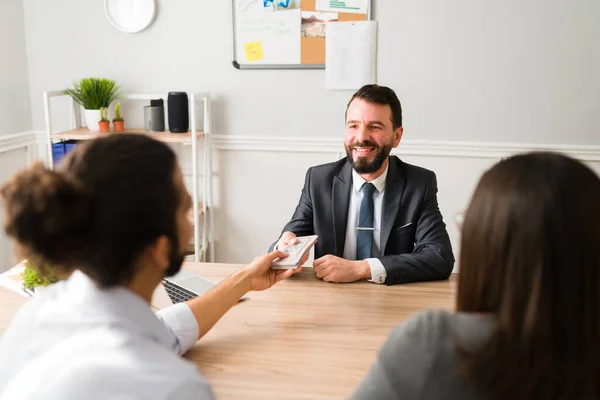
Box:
276;231;297;250
275;232;311;267
245;250;302;292
313;255;371;283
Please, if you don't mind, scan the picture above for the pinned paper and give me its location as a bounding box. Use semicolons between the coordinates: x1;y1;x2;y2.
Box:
244;41;264;61
326;21;377;90
301;11;338;38
315;0;368;14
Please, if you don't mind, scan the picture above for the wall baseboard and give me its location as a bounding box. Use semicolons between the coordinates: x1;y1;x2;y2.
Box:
211;134;600;161
0;131;37;153
3;131;600;162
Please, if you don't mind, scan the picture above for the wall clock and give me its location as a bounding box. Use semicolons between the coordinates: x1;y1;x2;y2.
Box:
105;0;157;33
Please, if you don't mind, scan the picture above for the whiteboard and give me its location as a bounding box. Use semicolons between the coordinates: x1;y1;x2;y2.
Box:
231;0;371;69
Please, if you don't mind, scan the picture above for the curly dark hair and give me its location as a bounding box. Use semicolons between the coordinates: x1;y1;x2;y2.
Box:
1;134;181;287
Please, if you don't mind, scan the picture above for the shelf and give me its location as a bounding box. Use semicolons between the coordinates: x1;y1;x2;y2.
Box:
50;128;204;144
44;89;213;262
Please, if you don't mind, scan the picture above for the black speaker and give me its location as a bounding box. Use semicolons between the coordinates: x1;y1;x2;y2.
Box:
168;92;189;133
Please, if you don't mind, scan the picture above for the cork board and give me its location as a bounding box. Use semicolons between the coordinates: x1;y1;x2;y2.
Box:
232;0;371;69
300;0;368;65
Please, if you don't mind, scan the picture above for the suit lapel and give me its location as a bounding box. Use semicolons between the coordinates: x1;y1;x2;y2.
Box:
332;161;352;257
380;157;406;254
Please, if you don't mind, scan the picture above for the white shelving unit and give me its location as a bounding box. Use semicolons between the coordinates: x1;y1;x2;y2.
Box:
42;90;214;262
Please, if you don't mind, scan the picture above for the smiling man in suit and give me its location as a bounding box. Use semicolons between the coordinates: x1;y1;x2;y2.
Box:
271;84;454;285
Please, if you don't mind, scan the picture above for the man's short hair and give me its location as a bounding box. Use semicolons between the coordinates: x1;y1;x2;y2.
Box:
346;84;403;130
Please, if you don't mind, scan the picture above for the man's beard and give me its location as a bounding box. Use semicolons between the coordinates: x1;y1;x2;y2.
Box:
345;140;393;174
164;234;185;277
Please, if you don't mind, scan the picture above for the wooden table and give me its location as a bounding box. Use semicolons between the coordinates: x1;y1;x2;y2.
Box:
0;263;456;399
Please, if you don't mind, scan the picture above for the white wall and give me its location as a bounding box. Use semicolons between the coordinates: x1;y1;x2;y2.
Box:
0;148;28;272
15;0;600;265
0;0;33;271
22;0;600;145
0;0;32;136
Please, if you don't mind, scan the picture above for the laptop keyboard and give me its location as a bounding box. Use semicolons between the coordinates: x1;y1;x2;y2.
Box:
162;280;198;304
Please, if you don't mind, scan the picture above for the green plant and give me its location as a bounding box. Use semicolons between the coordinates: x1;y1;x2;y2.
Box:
99;107;109;122
22;263;58;291
113;102;123;122
64;77;119;110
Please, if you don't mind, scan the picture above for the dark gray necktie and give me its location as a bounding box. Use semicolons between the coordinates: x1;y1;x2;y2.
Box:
356;183;376;260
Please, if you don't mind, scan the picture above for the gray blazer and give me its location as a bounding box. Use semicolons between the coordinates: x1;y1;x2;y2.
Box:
271;156;454;284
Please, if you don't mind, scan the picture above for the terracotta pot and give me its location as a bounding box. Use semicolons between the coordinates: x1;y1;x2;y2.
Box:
98;121;110;133
113;120;125;132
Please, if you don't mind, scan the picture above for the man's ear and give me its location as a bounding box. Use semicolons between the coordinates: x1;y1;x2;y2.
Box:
393;127;404;147
147;235;170;273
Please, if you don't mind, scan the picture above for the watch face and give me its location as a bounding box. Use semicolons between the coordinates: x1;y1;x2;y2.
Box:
105;0;157;34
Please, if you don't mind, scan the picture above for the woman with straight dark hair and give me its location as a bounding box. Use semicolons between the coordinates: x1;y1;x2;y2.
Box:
0;134;300;399
349;152;600;400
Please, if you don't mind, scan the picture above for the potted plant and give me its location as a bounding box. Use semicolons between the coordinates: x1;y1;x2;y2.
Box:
22;262;58;295
64;77;119;132
98;107;110;132
113;102;125;132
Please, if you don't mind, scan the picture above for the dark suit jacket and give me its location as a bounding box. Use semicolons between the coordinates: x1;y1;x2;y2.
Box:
271;156;455;285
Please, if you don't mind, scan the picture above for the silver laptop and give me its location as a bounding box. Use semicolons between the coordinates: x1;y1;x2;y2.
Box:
161;269;216;304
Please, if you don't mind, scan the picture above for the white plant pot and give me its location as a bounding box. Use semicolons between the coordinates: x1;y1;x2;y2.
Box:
84;109;102;132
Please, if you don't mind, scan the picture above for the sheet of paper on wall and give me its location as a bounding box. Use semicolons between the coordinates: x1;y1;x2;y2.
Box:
315;0;368;14
326;21;377;90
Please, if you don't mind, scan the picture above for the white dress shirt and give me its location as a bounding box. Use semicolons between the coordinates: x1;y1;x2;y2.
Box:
342;164;389;284
0;270;214;399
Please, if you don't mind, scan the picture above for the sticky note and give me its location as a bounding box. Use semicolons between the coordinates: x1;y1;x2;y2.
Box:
244;41;264;62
